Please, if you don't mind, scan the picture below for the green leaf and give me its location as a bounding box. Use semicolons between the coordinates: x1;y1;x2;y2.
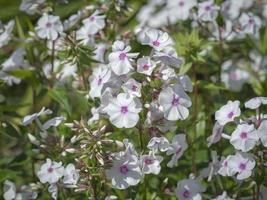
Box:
179;62;192;75
48;88;72;115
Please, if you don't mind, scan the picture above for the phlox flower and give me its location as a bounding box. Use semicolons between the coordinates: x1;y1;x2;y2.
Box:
207;122;224;147
37;158;64;184
76;25;96;46
137;56;156;76
108;40;139;75
106;154;142;189
35;13;63;41
19;0;45;15
227;152;255;180
82;10;105;34
140;153;163;175
104;93;141;128
218;156;236;177
0;20;14;48
197;0;219;22
89;65;111;98
215;100;240;126
245;97;267;109
147;136;170;152
238;13;261;35
166;134;188;168
22;107;52;126
122;78;142;97
159;84;192;121
230;124;259;152
221;0;253;20
48;184;58;200
175;179;204;200
211;192;234;200
167;0;197;21
63;164;79;186
257;120;267;147
93;43;107;63
141;29;173;51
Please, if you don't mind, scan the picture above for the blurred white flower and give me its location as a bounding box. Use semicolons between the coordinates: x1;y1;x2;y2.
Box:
76;25;95;46
82;10;105;34
211;192;234;200
215;100;240;126
48;184;58;200
37;158;64;184
140;153;163;175
0;20;14;48
221;0;253;20
104;93;141;128
167;0;197;21
166;134;188;168
42;116;65;130
22;107;52;126
159;84;192;121
257;120;267;147
93;43;107;63
245;97;267;109
19;0;45;15
147;136;170;152
153;46;182;68
238;13;261;35
175;179;204;200
122;78;142;97
106;154;142;189
228;152;255;180
108;40;139;75
137;56;156;76
207;122;224;147
141;29;173;51
35;13;63;41
218;156;236;177
197;0;219;22
89;65;111;98
63;164;79;186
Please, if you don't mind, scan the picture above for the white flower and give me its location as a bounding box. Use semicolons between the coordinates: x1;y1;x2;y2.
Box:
207;122;224;147
200;151;220;181
218;156;236;177
89;65;111;98
166;134;188;168
140;153;163;175
230;124;259;152
82;10;105;34
221;0;253;20
197;0;219;22
35;13;63;41
167;0;197;21
108;41;139;75
215;100;240;126
42;116;65;130
37;158;64;184
48;184;58;200
211;192;234;200
159;84;192;121
122;78;142;97
3;180;16;200
63;164;79;186
175;179;204;200
245;97;267;109
22;107;52;126
257;120;267;147
93;43;107;63
147;136;170;152
63;10;84;30
76;25;96;46
228;152;256;180
104;93;141;128
238;13;261;35
141;29;173;51
105;195;118;200
0;20;14;48
137;56;156;76
19;0;45;15
106;154;142;189
178;75;193;92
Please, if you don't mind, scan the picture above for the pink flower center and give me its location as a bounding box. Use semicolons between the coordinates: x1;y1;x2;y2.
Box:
248;18;255;25
240;132;248;139
171;96;180;106
205;5;211;11
46;22;52;28
183;190;190;198
224;160;228;167
48;167;54;173
229;72;237;80
90;16;95;22
97;77;102;86
239;163;246;171
179;1;185;6
121;106;128;114
132;85;137;91
144;158;154;165
119;52;127;61
176;147;182;155
152;40;160;47
227;111;234;119
143;64;150;70
120;165;129;175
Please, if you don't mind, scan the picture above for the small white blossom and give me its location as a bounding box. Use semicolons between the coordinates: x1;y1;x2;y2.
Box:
141;29;173;51
215;100;240;126
140;153;163;175
42;116;65;130
159;84;192;121
104;93;141;128
137;56;156;76
37;158;64;184
82;10;105;34
35;13;63;41
257;120;267;147
175;179;204;200
245;97;267;109
211;192;234;200
63;164;79;186
207;122;224;147
228;152;256;180
22;107;52;126
147;136;170;152
0;20;14;48
76;25;95;46
238;13;261;35
230;124;259;152
198;0;219;22
19;0;45;15
122;78;142;97
218;156;236;177
108;41;139;75
167;0;197;21
166;134;188;168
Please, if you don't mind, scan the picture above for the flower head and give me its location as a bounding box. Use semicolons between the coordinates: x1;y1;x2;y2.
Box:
175;179;204;200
